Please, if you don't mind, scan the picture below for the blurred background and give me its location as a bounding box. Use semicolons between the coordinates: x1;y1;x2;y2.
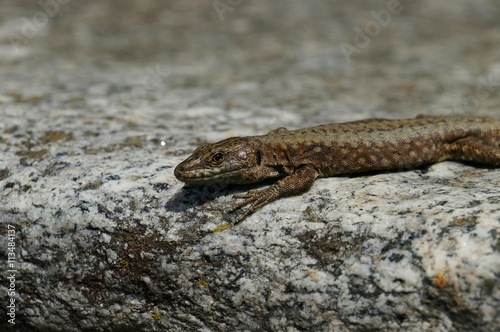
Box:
1;2;499;330
1;0;499;129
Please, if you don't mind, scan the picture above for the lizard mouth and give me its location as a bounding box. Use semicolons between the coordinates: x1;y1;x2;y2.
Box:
175;164;242;184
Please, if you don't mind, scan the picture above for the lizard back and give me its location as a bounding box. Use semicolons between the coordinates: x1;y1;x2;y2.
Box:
258;116;500;176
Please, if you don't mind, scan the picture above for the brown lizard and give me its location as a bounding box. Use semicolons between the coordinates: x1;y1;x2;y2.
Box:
174;115;500;226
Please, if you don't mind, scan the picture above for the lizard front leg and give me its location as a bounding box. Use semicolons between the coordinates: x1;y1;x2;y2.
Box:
229;165;319;225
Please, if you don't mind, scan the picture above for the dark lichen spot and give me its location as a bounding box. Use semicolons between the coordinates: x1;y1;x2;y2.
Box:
98;203;113;218
83;131;99;137
128;200;137;211
493;238;500;252
450;216;477;228
43;162;71;176
16;149;47;160
466;200;481;208
7;90;22;101
84;146;115;154
153;183;170;192
82;181;103;190
24;96;45;104
0;168;10;181
3;126;18;134
388;253;405;263
40;131;74;143
122;136;143;148
64;96;85;104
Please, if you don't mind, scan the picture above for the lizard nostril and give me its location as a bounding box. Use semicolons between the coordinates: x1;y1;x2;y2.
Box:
174;164;184;178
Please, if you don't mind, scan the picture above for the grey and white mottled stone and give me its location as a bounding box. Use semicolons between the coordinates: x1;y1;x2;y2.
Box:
0;1;499;331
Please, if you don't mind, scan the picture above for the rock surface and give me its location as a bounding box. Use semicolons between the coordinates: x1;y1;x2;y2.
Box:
0;1;499;331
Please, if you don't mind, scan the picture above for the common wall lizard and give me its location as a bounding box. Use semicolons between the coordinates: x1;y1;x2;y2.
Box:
175;115;500;225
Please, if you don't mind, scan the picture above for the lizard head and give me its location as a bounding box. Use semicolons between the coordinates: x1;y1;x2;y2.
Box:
174;137;270;184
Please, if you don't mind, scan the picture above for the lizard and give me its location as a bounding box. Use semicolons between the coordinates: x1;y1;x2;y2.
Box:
174;115;500;226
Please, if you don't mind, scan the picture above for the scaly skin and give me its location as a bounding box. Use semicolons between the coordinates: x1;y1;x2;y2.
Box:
175;115;500;225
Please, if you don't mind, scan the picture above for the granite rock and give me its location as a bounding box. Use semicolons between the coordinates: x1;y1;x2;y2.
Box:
0;1;499;331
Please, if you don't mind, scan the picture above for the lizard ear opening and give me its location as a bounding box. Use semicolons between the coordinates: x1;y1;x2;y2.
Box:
255;151;262;165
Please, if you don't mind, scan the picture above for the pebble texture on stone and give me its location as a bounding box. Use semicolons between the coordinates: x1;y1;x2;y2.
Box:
0;1;499;331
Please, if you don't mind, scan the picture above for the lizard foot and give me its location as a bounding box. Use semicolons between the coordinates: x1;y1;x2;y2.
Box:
229;187;279;225
227;165;319;225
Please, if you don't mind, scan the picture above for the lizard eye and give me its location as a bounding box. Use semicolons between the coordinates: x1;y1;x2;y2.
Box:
211;152;224;164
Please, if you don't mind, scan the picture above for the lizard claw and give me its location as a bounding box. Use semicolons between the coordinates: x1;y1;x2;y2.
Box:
232;189;260;200
229;187;280;225
229;189;261;213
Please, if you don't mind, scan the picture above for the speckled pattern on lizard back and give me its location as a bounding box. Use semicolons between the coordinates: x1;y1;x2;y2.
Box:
175;115;500;226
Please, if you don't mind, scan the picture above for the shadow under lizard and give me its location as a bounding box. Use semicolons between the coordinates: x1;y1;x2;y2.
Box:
174;115;500;226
